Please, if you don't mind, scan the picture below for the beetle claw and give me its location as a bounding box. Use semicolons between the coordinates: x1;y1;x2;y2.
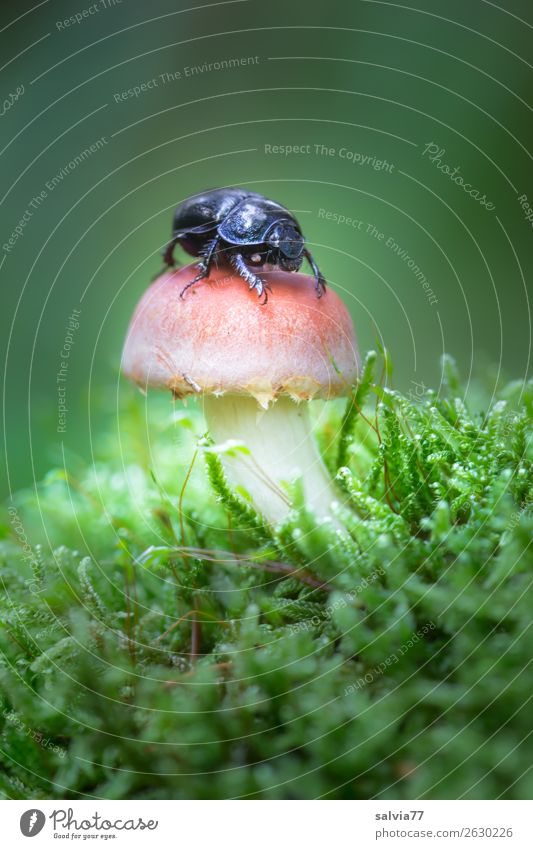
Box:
315;276;327;298
179;262;208;299
253;279;272;305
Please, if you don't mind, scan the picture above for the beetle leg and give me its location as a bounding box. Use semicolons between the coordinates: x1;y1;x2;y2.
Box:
179;237;220;299
150;237;179;280
179;265;209;299
304;248;327;298
230;253;269;304
163;237;179;267
200;236;220;268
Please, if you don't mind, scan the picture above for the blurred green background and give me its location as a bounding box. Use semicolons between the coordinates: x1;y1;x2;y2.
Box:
1;0;532;497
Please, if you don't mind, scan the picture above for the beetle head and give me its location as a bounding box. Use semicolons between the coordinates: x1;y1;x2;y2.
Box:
266;221;304;272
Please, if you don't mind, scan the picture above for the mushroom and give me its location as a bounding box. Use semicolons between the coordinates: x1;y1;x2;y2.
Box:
122;266;359;525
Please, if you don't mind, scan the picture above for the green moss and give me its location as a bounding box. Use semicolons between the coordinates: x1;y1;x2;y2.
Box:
1;356;532;799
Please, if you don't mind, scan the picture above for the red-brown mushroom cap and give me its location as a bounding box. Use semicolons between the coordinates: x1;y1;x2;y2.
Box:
122;266;359;406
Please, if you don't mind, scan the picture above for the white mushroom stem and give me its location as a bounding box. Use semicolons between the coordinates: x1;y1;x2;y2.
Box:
203;394;339;525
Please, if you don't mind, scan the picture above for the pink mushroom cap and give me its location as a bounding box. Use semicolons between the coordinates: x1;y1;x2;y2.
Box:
122;266;359;407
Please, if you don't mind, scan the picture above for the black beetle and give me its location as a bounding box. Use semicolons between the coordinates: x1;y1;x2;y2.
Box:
162;188;326;304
